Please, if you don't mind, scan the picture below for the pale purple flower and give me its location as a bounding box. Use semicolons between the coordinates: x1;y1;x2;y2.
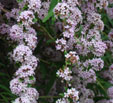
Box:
96;0;108;9
107;86;113;99
23;34;37;50
56;98;69;103
83;58;104;71
53;3;70;19
23;56;39;69
65;51;79;64
56;38;67;52
17;10;35;26
79;69;96;83
0;24;10;34
24;76;36;84
97;99;108;103
15;65;35;78
87;29;101;41
10;24;23;41
12;95;37;103
84;99;94;103
56;67;72;81
64;88;79;101
108;29;113;40
28;0;41;13
38;1;50;19
5;8;19;19
26;27;37;36
10;78;27;96
106;8;113;19
12;44;32;63
23;88;39;100
92;40;107;57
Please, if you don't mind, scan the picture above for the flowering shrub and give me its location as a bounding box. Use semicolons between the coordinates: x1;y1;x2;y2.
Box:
0;0;113;103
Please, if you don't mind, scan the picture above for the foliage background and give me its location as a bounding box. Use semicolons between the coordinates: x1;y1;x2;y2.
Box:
0;0;113;103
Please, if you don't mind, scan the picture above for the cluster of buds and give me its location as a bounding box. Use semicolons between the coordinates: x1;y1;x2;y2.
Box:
65;51;79;64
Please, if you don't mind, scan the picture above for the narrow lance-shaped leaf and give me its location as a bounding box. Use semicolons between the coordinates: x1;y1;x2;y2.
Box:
42;0;59;22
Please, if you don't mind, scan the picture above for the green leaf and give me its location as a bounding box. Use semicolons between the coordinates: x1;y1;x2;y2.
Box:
94;96;108;102
42;11;54;23
75;25;83;37
64;87;68;91
46;39;55;44
0;84;11;93
48;0;59;12
29;76;35;80
16;0;23;3
42;0;59;22
0;94;9;103
97;78;113;89
0;72;9;77
59;93;64;97
0;62;6;68
109;3;113;8
19;78;24;82
27;84;32;87
40;62;47;78
51;16;56;24
64;50;67;55
0;92;16;97
33;18;38;23
107;16;113;27
22;4;28;10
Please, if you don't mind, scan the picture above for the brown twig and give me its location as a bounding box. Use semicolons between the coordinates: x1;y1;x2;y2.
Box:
1;8;10;13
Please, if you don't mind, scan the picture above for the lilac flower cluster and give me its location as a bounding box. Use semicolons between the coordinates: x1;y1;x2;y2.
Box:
5;8;19;20
54;0;82;102
56;67;72;82
7;0;41;103
38;0;50;19
0;0;113;102
0;23;10;35
53;0;113;102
